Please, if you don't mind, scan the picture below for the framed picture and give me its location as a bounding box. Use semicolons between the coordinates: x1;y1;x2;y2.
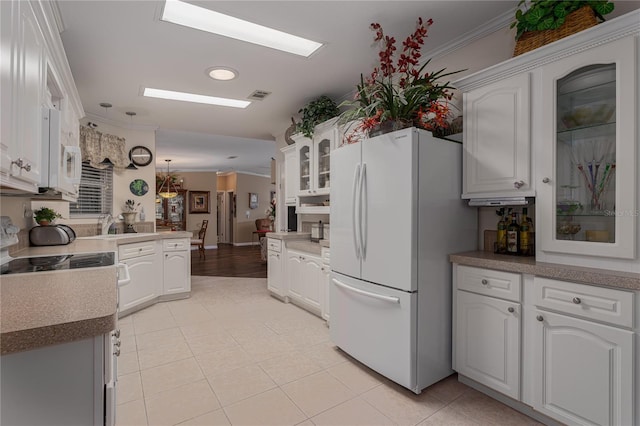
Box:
249;193;258;209
189;191;210;214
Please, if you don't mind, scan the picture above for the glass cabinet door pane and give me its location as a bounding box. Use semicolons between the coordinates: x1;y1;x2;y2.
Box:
299;145;310;191
555;64;616;244
317;138;330;189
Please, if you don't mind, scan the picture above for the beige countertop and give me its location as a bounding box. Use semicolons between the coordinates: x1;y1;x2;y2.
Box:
1;266;118;355
287;240;323;256
450;251;640;291
2;231;191;355
266;231;312;241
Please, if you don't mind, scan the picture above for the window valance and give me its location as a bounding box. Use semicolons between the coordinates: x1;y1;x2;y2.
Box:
79;125;129;169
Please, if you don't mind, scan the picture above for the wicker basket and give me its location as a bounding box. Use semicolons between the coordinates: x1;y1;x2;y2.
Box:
513;6;598;57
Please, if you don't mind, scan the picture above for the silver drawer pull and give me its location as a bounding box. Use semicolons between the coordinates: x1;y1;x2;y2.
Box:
572;297;581;304
481;279;488;285
513;180;525;189
508;307;515;313
536;315;544;322
114;348;121;357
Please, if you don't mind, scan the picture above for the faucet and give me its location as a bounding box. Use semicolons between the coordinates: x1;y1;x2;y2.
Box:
99;214;115;235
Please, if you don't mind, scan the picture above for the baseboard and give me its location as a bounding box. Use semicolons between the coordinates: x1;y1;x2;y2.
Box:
233;242;258;247
190;245;217;250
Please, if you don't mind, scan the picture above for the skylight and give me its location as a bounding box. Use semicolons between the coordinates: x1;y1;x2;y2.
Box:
143;88;251;108
161;0;323;57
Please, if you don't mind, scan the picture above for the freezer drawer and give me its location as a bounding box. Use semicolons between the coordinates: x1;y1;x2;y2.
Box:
329;272;417;391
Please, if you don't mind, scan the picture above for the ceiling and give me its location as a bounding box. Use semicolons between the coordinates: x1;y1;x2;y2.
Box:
57;1;519;174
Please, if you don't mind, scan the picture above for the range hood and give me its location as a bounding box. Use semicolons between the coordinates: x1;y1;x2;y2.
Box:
467;197;534;207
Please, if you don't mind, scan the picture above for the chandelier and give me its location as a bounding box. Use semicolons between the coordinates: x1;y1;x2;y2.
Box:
157;159;179;199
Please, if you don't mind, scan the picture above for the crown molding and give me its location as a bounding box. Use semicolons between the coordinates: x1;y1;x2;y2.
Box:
84;113;159;132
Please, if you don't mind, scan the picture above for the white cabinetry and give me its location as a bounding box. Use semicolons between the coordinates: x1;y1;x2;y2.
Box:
530;277;634;426
281;145;297;205
460;73;532;198
286;249;322;315
162;238;191;297
454;266;521;399
537;36;637;261
118;240;162;315
0;0;44;193
321;247;330;322
267;238;287;300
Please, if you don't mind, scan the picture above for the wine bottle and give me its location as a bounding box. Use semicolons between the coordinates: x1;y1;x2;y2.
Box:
519;208;531;256
506;212;520;254
496;209;507;253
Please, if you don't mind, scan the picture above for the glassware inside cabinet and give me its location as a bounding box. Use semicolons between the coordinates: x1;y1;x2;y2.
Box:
317;138;330;189
299;145;310;191
555;63;616;244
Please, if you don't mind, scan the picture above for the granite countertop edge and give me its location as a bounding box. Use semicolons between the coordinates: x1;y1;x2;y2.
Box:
450;251;640;291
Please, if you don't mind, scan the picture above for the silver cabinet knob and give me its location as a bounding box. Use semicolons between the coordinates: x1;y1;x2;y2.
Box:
536;315;544;322
113;329;121;338
114;347;121;357
165;254;168;258
114;339;121;347
508;307;515;313
11;158;31;172
23;163;32;171
573;297;581;304
542;177;550;184
481;279;488;285
513;180;525;189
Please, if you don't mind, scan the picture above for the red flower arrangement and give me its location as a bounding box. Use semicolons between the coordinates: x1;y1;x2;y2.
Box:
340;17;461;142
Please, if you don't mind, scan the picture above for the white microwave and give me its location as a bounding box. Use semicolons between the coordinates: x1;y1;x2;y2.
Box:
40;107;82;201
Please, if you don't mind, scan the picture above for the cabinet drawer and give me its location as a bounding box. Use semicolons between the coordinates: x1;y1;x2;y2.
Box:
321;247;330;266
267;238;281;253
534;277;634;328
456;265;521;302
119;241;157;260
163;238;189;251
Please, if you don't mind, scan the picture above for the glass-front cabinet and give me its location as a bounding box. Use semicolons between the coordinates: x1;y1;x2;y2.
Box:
295;122;335;197
538;37;636;259
313;134;332;195
156;189;187;231
296;137;313;196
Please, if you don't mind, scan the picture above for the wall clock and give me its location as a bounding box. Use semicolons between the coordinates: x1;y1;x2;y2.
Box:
129;146;153;167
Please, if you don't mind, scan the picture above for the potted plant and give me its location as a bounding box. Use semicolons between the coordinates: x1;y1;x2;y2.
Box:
33;207;62;226
297;95;340;138
338;17;460;142
511;0;614;55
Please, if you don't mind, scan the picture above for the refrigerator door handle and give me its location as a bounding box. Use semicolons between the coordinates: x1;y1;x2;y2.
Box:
360;163;367;260
332;278;400;304
352;164;362;259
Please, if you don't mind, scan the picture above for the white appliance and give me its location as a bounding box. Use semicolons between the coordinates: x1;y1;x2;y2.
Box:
40;107;82;201
330;128;477;394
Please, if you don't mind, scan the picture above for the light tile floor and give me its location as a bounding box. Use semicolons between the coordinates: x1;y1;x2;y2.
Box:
116;276;542;426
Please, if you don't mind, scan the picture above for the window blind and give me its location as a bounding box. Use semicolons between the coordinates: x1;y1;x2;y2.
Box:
70;163;113;217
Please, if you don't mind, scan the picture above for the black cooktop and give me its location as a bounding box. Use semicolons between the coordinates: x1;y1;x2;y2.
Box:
1;252;115;275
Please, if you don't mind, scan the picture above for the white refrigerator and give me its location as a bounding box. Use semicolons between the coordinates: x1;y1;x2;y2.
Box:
330;127;477;393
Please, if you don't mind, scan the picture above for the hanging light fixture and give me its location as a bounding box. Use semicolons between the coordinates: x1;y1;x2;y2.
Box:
158;159;179;199
125;112;139;170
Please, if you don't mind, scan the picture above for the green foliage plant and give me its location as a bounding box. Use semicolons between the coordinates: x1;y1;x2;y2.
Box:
297;95;340;138
511;0;614;40
34;207;62;224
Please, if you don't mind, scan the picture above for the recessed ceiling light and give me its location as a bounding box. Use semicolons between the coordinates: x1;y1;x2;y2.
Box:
143;87;250;108
207;67;238;81
227;155;238;159
161;0;323;57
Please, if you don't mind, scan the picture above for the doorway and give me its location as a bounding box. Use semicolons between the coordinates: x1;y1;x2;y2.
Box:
217;191;226;243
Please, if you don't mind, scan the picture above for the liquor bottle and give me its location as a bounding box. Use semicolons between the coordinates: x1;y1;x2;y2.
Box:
506;212;520;254
519;208;531;256
496;209;507;253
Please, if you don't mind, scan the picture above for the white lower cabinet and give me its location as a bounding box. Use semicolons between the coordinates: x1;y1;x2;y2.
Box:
286;249;322;315
162;238;191;296
118;241;161;314
455;290;520;400
453;264;636;426
267;239;287;300
530;277;634;426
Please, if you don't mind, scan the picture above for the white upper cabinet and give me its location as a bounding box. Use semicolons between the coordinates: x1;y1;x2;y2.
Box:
294;118;338;198
1;0;45;192
461;73;532;198
537;36;637;260
281;145;297;205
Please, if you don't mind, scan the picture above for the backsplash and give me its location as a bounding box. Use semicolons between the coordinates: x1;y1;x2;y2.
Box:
8;222;155;256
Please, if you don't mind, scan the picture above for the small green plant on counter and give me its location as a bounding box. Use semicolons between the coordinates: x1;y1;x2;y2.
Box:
33;207;62;225
123;199;139;212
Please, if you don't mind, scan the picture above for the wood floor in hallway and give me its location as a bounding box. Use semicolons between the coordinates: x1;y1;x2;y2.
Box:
190;243;267;278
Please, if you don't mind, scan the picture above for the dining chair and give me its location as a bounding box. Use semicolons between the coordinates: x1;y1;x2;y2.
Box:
190;220;208;260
